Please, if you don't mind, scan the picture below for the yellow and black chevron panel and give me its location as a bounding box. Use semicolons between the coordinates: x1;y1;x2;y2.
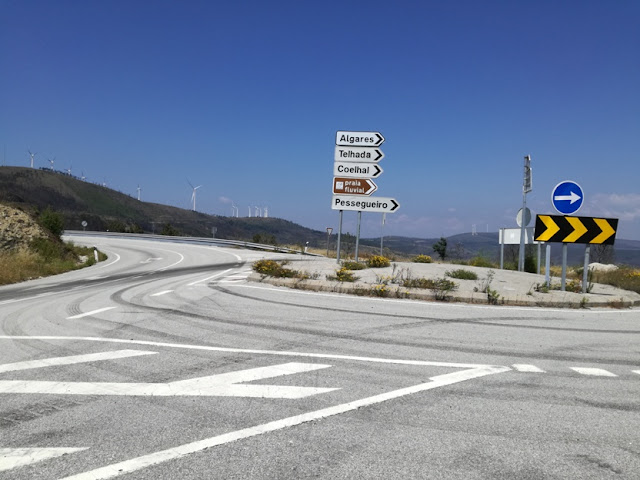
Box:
534;215;618;245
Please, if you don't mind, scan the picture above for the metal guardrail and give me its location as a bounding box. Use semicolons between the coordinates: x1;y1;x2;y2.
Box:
63;231;322;256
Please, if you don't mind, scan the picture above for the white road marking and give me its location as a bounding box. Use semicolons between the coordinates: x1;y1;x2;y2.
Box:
187;269;232;286
0;336;498;369
0;350;156;373
59;365;504;480
0;335;508;478
96;252;120;269
66;307;116;320
634;370;640;375
150;290;173;297
570;367;617;377
0;447;88;472
0;362;338;398
157;252;185;272
512;364;545;373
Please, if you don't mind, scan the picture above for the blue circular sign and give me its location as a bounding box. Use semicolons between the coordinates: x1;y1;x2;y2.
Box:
552;180;584;215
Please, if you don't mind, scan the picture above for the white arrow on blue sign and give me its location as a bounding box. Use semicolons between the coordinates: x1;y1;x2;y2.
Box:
552;180;584;215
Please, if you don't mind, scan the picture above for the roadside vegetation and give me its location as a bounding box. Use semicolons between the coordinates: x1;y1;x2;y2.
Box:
0;207;107;285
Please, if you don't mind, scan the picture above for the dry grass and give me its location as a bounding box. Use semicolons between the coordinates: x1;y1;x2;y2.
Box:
591;267;640;294
0;242;104;285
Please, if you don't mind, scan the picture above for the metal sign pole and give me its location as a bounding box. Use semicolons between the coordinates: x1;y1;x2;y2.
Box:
561;243;568;291
537;243;541;274
499;228;504;269
336;210;343;264
380;213;386;255
582;245;591;293
545;244;551;287
355;211;362;262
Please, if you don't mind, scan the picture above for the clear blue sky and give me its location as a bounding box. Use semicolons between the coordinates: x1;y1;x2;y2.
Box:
2;0;639;240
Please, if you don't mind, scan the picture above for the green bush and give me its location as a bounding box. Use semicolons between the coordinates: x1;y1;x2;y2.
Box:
341;261;366;270
446;268;478;280
252;259;300;278
39;207;64;238
469;256;496;268
412;254;433;263
366;255;390;268
328;267;359;282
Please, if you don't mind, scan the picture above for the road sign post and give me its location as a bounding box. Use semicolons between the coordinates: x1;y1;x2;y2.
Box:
332;131;399;261
518;155;532;272
552;180;584;215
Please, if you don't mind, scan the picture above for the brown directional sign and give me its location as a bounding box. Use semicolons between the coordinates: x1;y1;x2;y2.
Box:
534;214;618;245
332;177;377;196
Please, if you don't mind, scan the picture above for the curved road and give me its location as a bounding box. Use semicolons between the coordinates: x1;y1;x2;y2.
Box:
1;235;639;479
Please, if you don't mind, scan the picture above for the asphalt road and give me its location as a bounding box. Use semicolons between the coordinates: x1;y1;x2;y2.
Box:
1;235;639;479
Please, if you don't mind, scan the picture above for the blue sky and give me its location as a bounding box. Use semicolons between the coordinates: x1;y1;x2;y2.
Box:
2;0;639;240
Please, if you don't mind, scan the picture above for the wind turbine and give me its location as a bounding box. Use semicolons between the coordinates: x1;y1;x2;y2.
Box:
66;163;72;175
263;206;269;218
81;171;86;181
28;150;37;168
137;185;141;201
48;157;55;170
188;181;202;211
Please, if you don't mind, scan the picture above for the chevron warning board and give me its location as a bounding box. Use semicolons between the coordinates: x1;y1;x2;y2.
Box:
534;215;618;245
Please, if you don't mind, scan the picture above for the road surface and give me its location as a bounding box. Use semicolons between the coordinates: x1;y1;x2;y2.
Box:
1;235;639;479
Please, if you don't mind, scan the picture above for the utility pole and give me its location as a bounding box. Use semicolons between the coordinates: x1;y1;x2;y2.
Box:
518;155;532;272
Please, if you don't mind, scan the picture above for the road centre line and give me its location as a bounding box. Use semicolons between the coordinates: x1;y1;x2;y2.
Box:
0;448;88;473
67;307;116;320
59;363;505;479
570;367;617;377
512;364;545;373
0;350;156;373
634;370;640;375
150;290;174;297
227;283;639;315
187;269;232;286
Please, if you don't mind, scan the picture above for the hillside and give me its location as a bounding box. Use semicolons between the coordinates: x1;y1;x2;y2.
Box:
0;166;327;247
1;166;638;266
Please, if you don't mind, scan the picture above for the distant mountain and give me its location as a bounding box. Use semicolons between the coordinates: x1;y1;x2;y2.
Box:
1;166;638;266
0;166;326;246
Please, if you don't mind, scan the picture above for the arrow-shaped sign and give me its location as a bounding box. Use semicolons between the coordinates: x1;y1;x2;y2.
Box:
534;215;618;245
335;131;385;147
334;162;383;179
553;191;581;204
333;177;377;196
334;146;384;163
332;195;400;213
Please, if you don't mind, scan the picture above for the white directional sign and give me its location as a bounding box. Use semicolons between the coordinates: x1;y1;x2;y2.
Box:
332;195;400;213
334;146;384;162
335;131;385;147
333;162;383;178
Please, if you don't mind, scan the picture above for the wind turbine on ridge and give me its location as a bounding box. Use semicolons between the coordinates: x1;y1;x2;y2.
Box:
28;150;37;168
48;157;55;170
188;180;202;211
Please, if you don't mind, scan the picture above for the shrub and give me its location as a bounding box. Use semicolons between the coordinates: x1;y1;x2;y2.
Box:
341;261;366;270
469;256;496;268
252;259;300;278
432;237;447;260
446;269;478;280
590;267;640;294
366;255;390;268
39;207;64;238
327;267;359;282
412;254;432;263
